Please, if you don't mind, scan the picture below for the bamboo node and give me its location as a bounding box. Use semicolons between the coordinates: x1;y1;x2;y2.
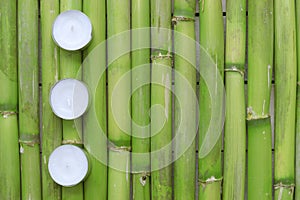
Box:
139;172;150;186
151;53;172;61
19;134;40;146
0;111;17;118
172;16;194;24
246;107;270;120
224;66;244;76
274;182;295;196
198;176;223;187
62;139;82;145
108;144;131;152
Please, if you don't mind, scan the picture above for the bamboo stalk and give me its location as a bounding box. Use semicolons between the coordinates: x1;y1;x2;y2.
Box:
40;0;62;199
82;0;107;199
274;0;297;199
59;1;83;200
296;0;300;198
173;1;196;200
18;0;41;199
107;0;131;199
198;0;224;199
150;0;172;199
247;0;273;199
131;0;151;199
0;0;20;199
222;0;246;199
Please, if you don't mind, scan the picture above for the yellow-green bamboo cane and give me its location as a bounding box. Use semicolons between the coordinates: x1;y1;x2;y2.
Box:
0;0;20;199
131;0;151;199
40;0;62;199
222;0;246;199
247;0;273;199
107;0;131;199
83;0;107;199
151;0;173;199
274;0;297;199
296;0;300;198
59;1;83;200
198;0;224;199
173;0;197;199
18;0;41;199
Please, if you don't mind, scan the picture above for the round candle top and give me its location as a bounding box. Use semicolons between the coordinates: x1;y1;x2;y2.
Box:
48;145;89;187
50;79;89;120
52;10;92;51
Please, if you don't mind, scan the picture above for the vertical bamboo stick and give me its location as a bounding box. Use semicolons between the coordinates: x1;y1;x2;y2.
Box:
151;0;173;199
18;0;41;199
0;0;20;199
222;0;246;199
131;0;151;199
274;0;297;199
296;0;300;198
173;1;197;200
83;0;107;199
40;0;62;199
59;1;83;200
247;0;273;199
107;0;131;199
198;0;224;199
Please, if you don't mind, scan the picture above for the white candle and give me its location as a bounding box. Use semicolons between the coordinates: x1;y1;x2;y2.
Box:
48;145;89;187
52;10;92;51
50;79;89;120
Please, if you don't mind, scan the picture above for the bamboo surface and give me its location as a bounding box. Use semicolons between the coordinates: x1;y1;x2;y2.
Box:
1;0;300;199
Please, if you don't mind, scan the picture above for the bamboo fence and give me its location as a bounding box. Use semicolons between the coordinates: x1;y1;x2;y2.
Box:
0;0;299;199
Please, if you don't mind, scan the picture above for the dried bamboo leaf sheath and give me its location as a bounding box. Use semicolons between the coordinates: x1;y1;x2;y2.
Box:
0;1;20;199
59;1;83;200
173;0;197;199
83;0;107;199
198;0;224;199
247;0;273;199
151;0;173;199
131;0;151;199
222;0;246;199
274;0;297;199
18;0;42;199
107;0;131;199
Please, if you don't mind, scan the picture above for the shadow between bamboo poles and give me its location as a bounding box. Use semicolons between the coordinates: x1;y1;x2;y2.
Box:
18;0;42;199
40;0;62;199
274;0;297;199
131;0;151;199
198;0;224;199
83;0;108;199
59;1;84;200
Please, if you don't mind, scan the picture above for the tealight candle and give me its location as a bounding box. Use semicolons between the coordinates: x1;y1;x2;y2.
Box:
50;79;89;120
52;10;92;51
48;145;89;187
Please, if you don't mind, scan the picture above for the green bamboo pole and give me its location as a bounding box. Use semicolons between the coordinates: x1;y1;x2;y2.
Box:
131;0;151;199
198;0;224;199
247;0;273;199
18;0;41;199
151;0;172;199
0;0;20;199
83;0;107;199
59;1;83;200
274;0;297;199
107;0;131;199
222;0;246;199
40;0;62;199
173;1;196;200
296;0;300;198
